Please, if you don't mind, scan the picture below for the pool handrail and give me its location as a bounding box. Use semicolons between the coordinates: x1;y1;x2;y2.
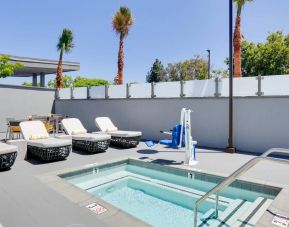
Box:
193;148;289;227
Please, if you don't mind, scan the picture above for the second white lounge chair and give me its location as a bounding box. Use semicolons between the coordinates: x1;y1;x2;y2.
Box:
61;118;111;153
95;117;142;148
20;121;72;161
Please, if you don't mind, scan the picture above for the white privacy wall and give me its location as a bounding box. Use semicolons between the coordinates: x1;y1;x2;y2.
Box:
55;97;289;154
58;75;289;99
0;85;55;138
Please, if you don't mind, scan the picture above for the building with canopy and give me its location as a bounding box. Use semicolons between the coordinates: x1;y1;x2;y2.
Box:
5;54;80;87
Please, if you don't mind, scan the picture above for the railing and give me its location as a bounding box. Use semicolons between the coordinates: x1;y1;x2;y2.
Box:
193;148;289;227
56;75;289;100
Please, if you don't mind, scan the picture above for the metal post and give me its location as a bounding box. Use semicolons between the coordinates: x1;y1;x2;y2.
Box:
55;88;60;99
126;83;131;98
225;0;236;153
70;87;74;99
256;75;264;96
215;193;219;218
180;80;186;98
151;82;156;98
87;86;91;99
105;85;109;99
194;206;198;227
207;49;211;79
214;78;221;97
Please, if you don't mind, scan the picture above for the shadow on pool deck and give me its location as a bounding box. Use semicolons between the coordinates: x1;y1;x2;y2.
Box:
137;149;159;154
150;159;184;165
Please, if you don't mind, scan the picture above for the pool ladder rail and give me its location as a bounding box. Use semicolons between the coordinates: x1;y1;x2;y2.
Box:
193;148;289;227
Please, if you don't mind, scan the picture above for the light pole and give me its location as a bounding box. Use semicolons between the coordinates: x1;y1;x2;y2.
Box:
206;49;211;79
225;0;236;153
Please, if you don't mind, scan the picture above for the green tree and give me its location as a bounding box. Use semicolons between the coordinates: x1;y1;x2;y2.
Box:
241;31;289;76
0;55;22;78
146;59;167;83
47;75;73;88
72;76;109;87
47;75;108;88
56;28;74;88
112;7;134;85
22;82;32;86
233;0;253;77
22;82;40;87
212;69;229;78
166;55;209;81
166;63;179;81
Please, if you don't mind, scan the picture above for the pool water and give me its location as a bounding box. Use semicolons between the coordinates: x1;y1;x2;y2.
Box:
61;159;279;227
92;178;202;227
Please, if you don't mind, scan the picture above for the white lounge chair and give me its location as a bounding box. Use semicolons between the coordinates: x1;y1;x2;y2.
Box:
95;117;142;148
0;143;17;170
61;118;111;153
20;121;72;161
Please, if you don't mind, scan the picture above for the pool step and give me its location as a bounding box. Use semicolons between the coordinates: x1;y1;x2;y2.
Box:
205;199;252;227
232;197;273;227
199;197;273;227
198;208;216;227
78;171;128;190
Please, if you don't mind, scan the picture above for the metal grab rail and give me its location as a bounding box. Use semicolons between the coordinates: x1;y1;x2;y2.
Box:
193;148;289;227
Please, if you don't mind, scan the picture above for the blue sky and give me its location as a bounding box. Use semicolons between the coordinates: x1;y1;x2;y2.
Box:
0;0;288;85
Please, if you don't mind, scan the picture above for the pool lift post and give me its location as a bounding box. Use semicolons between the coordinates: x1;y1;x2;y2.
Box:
179;108;198;166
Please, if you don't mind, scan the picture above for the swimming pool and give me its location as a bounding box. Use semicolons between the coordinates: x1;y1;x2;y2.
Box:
60;159;280;227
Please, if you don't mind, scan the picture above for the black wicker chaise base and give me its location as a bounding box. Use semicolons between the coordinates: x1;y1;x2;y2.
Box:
0;152;17;170
28;145;71;161
72;139;110;153
110;136;141;148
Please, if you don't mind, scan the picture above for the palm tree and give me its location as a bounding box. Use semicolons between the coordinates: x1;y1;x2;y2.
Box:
112;6;134;85
233;0;253;77
56;28;74;88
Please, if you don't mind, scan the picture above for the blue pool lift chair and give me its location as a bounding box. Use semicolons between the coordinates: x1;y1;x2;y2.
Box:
159;124;185;148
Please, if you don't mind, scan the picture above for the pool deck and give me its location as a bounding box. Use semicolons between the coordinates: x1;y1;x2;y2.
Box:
0;143;288;227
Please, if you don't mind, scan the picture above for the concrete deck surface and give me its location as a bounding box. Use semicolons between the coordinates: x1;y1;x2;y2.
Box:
0;143;288;227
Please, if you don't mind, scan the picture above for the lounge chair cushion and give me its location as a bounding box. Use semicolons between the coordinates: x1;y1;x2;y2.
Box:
106;127;118;132
0;143;18;155
30;134;50;140
95;117;142;137
62;118;87;135
95;117;118;132
27;138;72;148
20;121;50;140
93;130;141;138
71;129;87;135
108;130;141;138
72;133;111;142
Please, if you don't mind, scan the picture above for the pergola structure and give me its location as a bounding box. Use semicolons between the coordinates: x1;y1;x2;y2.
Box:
6;54;80;87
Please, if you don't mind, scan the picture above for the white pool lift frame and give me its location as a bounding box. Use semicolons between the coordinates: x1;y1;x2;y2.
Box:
179;108;198;166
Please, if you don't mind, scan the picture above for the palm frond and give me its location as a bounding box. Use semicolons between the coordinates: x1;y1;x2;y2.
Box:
234;0;253;16
112;6;134;37
57;28;74;53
